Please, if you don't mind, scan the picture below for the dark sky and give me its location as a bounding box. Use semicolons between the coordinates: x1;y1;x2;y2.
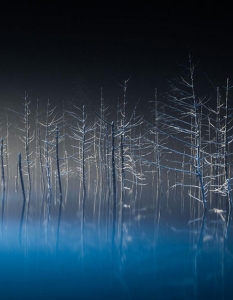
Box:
0;1;233;108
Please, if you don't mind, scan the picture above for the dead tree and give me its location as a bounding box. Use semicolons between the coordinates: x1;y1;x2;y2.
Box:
143;56;208;212
67;104;93;232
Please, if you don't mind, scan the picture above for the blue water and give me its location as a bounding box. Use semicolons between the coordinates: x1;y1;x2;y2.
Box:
0;208;233;300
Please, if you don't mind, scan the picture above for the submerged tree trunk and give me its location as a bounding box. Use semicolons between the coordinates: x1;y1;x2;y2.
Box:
120;133;125;203
24;95;32;192
224;79;232;208
45;100;52;221
18;153;26;244
1;138;5;234
111;121;117;220
55;126;63;251
55;126;62;203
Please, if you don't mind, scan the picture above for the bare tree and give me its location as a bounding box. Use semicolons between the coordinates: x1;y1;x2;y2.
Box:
39;100;63;225
67;104;93;236
143;56;208;212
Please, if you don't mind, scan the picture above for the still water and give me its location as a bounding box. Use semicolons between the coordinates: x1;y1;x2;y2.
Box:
0;198;233;300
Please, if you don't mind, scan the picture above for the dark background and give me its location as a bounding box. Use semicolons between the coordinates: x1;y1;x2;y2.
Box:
0;1;232;109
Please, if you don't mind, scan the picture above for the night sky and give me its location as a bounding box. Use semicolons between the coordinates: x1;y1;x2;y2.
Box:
1;2;233;109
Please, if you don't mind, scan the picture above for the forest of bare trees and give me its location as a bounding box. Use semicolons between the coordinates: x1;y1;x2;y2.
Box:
1;58;233;242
